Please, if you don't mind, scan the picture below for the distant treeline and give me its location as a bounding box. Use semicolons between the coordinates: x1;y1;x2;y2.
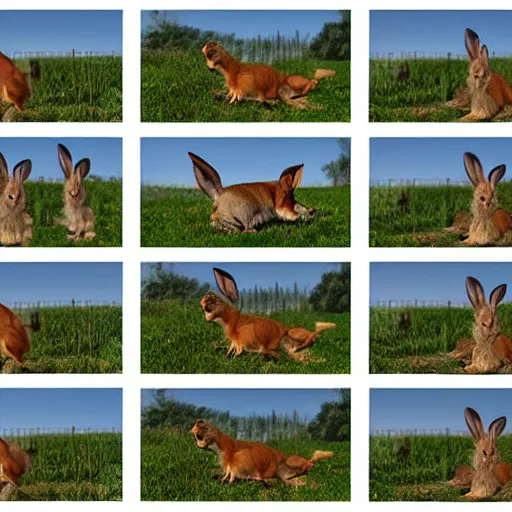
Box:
141;263;350;314
141;389;350;442
142;11;350;63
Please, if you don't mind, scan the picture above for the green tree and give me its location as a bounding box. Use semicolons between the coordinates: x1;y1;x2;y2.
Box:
309;263;350;313
310;10;350;61
141;263;209;301
308;389;351;441
322;138;350;186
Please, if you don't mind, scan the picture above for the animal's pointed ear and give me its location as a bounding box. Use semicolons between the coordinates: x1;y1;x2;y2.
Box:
75;158;91;179
465;28;481;60
481;45;490;72
0;152;8;179
212;267;239;302
57;144;73;180
489;283;507;312
489;416;507;444
188;152;223;201
13;159;32;183
279;164;304;191
463;152;485;187
488;164;506;187
465;407;485;441
466;276;486;312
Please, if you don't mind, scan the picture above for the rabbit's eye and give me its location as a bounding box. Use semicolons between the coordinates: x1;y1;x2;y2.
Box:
480;196;485;202
483;450;488;456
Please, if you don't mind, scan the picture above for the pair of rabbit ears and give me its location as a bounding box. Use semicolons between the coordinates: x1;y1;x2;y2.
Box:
58;144;91;181
465;407;507;443
463;152;506;188
188;152;305;200
0;152;32;183
212;267;239;302
466;276;507;313
465;28;490;69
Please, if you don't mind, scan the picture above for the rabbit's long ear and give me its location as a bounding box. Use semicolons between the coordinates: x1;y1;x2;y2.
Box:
465;28;481;61
13;160;32;183
463;152;485;187
488;164;506;187
480;45;490;72
57;144;73;180
188;152;223;202
279;164;304;191
489;416;507;444
0;152;8;179
75;158;91;179
213;267;239;302
465;407;485;441
466;276;486;312
489;283;507;312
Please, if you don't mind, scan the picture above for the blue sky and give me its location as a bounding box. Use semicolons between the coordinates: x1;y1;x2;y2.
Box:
0;263;122;304
142;262;343;292
0;389;122;431
370;138;512;183
371;263;511;305
142;389;343;419
0;138;122;180
371;389;511;433
141;10;341;39
141;138;345;187
0;11;122;56
370;11;512;55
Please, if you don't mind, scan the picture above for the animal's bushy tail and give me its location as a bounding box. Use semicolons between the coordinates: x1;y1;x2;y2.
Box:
315;322;336;332
313;69;336;80
310;450;334;463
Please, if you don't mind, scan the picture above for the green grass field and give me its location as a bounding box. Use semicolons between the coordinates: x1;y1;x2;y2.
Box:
0;180;122;247
370;304;512;374
1;57;122;122
141;300;349;374
370;58;512;122
141;186;350;247
4;432;122;501
370;182;512;247
370;434;512;501
1;305;122;374
141;429;350;501
141;50;350;122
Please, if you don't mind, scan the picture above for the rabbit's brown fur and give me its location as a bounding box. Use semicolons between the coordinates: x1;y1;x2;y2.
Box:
0;153;32;246
190;419;333;485
202;41;334;109
459;29;512;121
462;152;510;246
464;277;512;374
202;268;335;362
189;152;316;232
57;144;95;241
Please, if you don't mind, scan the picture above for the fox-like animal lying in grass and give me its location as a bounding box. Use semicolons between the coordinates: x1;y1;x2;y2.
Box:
201;267;335;362
191;419;333;485
0;437;31;500
189;151;316;233
202;41;335;109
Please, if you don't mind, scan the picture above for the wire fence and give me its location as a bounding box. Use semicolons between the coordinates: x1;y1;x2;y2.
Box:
370;51;512;61
2;426;120;438
7;299;121;312
370;178;473;188
370;428;472;437
371;300;475;309
12;49;121;59
31;176;122;184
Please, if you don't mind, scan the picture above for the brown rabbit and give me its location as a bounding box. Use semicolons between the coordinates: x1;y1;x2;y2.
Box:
0;153;33;246
202;41;334;109
191;419;333;485
0;304;40;366
464;276;512;374
189;152;316;233
57;144;95;241
462;152;510;246
457;29;512;121
201;268;335;362
0;437;30;500
459;408;511;499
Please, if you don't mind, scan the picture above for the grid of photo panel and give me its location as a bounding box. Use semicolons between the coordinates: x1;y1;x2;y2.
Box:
3;1;512;510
